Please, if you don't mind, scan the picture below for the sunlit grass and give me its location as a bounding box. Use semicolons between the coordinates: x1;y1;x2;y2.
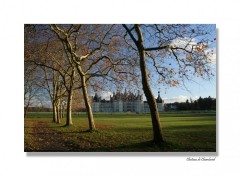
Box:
24;112;216;152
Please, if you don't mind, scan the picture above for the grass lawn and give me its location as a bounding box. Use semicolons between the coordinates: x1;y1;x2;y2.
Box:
24;112;216;152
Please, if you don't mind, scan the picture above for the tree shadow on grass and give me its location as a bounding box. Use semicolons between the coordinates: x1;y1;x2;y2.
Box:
110;140;207;152
98;140;176;152
59;130;94;134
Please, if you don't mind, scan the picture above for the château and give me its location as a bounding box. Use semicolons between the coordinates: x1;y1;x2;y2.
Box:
92;90;164;112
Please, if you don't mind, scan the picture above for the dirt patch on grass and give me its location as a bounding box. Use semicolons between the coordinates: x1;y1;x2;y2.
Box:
25;121;80;152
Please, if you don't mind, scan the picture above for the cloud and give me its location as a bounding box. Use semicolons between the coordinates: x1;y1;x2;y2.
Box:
162;95;199;103
171;38;216;70
205;48;216;64
171;37;216;65
170;37;197;50
100;91;113;100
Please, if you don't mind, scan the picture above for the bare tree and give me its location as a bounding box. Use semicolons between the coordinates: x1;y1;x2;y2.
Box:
123;24;216;143
25;24;79;125
24;24;139;128
40;66;65;123
43;39;77;126
49;24;136;131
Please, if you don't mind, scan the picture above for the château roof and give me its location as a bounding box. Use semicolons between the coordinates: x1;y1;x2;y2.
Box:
111;90;142;101
93;89;164;104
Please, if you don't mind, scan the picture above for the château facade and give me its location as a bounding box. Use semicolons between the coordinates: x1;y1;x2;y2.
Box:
92;90;164;112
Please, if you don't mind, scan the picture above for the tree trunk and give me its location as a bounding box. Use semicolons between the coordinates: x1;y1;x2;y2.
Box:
60;101;63;119
134;24;164;143
80;74;96;131
61;104;64;119
53;102;57;123
59;98;62;119
66;90;73;126
56;101;61;124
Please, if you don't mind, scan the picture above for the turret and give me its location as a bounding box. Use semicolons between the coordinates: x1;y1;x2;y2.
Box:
156;91;163;103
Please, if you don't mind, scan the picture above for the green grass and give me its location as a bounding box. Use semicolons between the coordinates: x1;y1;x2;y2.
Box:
24;112;216;152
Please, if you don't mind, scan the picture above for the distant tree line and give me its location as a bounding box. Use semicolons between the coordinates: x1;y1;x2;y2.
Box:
26;107;52;112
26;106;87;112
165;96;216;111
